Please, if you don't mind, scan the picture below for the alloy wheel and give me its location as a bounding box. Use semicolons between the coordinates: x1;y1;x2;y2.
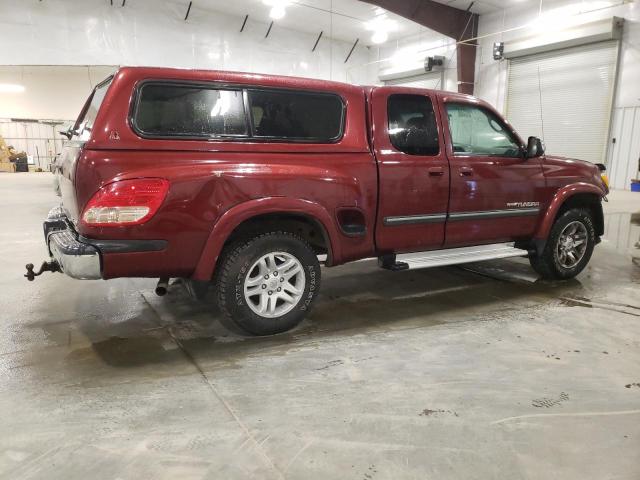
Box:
243;251;305;318
556;220;588;268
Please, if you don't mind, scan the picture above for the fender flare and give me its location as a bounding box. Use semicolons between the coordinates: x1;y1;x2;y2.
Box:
191;197;340;281
534;182;604;240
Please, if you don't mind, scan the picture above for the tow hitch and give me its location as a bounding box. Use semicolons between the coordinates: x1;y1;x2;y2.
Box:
24;260;61;281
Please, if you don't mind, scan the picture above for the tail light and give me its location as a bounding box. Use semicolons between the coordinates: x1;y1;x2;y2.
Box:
81;178;169;227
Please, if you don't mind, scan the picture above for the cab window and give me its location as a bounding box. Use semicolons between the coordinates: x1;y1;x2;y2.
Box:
387;94;439;156
446;103;521;157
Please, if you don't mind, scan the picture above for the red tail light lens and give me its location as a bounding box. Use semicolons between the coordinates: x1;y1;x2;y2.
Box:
81;178;169;227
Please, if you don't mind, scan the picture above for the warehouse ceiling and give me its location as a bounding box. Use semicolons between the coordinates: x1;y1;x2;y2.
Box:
183;0;539;45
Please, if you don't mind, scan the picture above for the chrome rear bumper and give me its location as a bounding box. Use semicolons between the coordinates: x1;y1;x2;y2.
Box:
44;206;102;280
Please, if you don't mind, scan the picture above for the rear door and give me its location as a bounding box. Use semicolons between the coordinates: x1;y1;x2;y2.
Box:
438;94;545;247
371;87;449;252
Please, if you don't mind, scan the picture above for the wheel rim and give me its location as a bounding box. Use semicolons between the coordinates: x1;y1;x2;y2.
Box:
556;221;588;269
243;251;305;318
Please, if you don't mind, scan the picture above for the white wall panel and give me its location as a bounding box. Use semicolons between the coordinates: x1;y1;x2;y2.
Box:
383;72;443;89
0;0;372;85
372;31;457;90
608;106;640;190
0;66;116;120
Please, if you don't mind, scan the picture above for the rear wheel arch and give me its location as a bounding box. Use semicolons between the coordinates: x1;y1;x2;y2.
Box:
191;198;339;281
223;212;333;262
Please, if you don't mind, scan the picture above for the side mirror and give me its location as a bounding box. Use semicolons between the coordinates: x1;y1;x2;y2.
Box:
526;136;545;158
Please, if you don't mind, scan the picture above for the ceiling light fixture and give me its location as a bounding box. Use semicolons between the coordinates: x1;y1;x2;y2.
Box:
0;83;25;94
371;31;388;44
270;5;285;19
364;14;396;45
263;0;290;20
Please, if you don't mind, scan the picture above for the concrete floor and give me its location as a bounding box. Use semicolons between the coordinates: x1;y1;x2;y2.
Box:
1;173;639;480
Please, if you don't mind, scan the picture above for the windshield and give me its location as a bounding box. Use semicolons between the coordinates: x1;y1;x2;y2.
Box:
73;76;113;140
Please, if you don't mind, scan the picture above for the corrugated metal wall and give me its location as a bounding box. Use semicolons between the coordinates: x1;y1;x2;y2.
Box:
608;106;640;190
506;41;618;164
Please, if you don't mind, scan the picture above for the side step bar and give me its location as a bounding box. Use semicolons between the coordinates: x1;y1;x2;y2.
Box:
379;243;529;271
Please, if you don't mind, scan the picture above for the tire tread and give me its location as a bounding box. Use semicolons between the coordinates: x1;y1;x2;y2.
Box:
214;231;319;335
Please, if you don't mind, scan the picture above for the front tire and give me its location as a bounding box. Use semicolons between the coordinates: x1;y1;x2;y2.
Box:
215;232;321;336
530;208;596;280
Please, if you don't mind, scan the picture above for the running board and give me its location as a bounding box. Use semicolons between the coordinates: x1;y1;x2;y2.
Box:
379;243;529;271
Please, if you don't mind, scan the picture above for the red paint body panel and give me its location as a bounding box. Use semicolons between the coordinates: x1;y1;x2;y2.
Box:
371;86;449;253
534;155;608;239
57;67;607;280
436;93;547;247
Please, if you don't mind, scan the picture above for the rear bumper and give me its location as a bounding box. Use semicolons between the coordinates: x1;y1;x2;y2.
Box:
43;206;169;280
44;206;102;279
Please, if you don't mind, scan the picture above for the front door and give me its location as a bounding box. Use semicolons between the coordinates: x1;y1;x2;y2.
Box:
439;97;546;247
372;87;449;252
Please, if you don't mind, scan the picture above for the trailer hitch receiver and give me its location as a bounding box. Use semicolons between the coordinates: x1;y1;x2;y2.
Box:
25;261;61;281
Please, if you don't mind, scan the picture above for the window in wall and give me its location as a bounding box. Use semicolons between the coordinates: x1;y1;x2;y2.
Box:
387;94;439;156
446;103;521;157
248;90;344;142
133;84;247;137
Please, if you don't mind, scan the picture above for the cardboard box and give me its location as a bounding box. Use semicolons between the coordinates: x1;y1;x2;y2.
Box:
0;162;16;173
0;135;9;161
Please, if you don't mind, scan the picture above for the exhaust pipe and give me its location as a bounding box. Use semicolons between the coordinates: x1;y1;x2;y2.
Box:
155;277;169;296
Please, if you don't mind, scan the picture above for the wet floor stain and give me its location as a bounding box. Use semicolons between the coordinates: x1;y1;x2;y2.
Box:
419;408;459;417
532;392;569;408
363;464;378;480
316;359;344;371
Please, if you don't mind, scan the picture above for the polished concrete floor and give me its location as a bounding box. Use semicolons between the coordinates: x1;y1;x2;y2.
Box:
1;173;639;480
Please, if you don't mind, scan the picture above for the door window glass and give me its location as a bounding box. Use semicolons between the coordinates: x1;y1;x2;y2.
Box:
387;94;439;156
446;103;521;157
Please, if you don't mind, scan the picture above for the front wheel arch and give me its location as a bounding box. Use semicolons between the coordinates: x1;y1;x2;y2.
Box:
535;187;604;246
530;207;596;280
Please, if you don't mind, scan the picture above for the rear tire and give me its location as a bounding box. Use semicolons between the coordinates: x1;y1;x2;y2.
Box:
215;232;321;336
529;208;596;280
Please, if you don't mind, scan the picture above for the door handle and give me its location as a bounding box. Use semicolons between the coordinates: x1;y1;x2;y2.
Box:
428;167;445;177
459;167;474;177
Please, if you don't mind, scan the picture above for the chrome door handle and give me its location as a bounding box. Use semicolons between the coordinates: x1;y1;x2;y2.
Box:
459;167;473;176
428;167;445;176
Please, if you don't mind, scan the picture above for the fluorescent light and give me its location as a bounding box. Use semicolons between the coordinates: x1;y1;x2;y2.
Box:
263;0;290;19
0;84;25;93
371;31;388;44
270;5;285;19
365;14;396;45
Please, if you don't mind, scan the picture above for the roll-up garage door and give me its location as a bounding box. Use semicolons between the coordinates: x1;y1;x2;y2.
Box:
506;41;618;163
384;72;443;89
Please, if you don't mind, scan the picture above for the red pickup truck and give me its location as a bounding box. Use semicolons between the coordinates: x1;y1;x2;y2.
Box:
28;67;609;335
